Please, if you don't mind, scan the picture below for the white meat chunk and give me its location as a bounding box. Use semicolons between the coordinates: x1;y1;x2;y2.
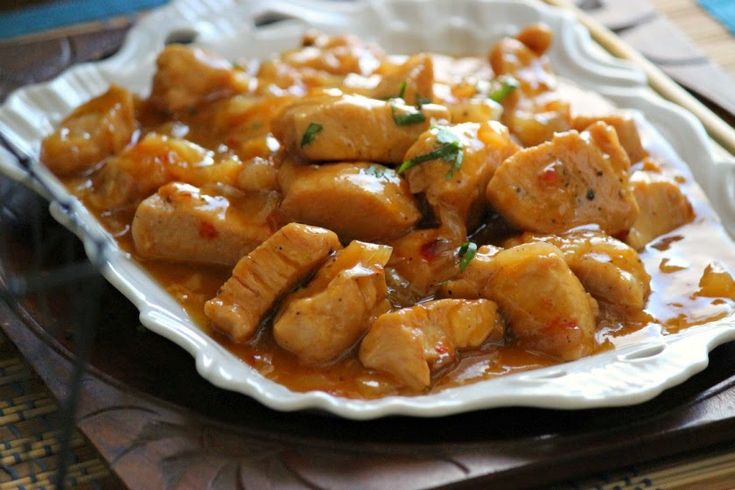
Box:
90;133;243;210
204;223;341;342
486;122;638;235
369;53;434;105
440;242;598;361
272;93;450;164
278;161;420;242
274;241;392;365
132;183;277;266
359;299;504;390
507;229;651;316
149;44;249;114
402;122;519;230
626;169;694;250
41;85;135;175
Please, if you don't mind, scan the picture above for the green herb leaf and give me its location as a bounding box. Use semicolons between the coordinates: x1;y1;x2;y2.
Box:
398;80;408;99
488;76;519;103
391;104;426;126
458;241;478;272
300;122;323;147
397;126;464;175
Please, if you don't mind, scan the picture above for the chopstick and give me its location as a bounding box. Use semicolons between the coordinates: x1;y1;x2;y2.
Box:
543;0;735;157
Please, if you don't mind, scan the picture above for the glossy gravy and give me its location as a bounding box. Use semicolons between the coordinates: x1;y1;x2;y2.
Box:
62;63;735;400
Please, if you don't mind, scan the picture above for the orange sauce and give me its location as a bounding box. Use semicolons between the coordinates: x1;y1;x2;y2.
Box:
57;57;735;400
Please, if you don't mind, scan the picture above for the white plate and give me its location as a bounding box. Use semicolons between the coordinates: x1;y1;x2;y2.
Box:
1;0;735;420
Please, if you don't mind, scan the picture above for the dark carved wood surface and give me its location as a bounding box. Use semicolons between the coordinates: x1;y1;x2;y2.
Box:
3;9;735;490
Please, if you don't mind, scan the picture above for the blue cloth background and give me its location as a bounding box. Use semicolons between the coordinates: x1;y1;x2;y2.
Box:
699;0;735;35
0;0;169;40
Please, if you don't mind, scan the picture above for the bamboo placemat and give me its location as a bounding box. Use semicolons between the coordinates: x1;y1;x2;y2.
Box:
0;331;116;489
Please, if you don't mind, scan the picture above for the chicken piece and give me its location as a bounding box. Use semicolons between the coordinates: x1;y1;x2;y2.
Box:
448;98;503;124
278;161;420;242
41;85;135;176
274;241;392;364
483;242;597;360
132;183;277;266
236;156;279;192
359;299;504;390
489;24;572;146
204;223;340;342
572;114;647;163
149;44;249;114
369;53;434;105
626;170;694;250
181;94;293;161
486;124;638;235
402;122;519;230
272;93;450;164
282;30;383;76
507;229;651;315
437;245;501;299
388;226;465;296
90;133;243;210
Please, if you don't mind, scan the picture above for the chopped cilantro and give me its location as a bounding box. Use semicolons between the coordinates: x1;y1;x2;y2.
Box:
300;122;323;147
398;80;408;99
397;126;464;176
458;241;478;272
488;76;519;103
391;104;426;126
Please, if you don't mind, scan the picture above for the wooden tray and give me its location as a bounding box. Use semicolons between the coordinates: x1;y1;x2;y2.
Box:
3;10;735;490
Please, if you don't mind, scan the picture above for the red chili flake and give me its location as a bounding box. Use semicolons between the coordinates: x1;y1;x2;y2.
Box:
199;221;218;239
538;163;559;184
420;239;445;261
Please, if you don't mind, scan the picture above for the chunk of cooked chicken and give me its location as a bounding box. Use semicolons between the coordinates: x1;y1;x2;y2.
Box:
437;245;501;299
440;242;597;360
483;242;597;360
282;30;384;76
41;85;135;176
149;44;249;114
132;183;277;266
626;170;694;250
489;24;572;146
572;114;647;163
486;124;638;235
274;241;392;364
387;226;464;297
272;93;450;164
507;229;651;315
369;53;434;105
448;98;503;124
236;156;279;192
278;161;420;242
359;299;504;390
204;223;340;342
180;94;293;161
402;122;519;230
90;133;243;210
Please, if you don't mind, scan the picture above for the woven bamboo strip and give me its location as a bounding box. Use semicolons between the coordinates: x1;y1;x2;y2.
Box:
0;435;84;465
0;460;107;489
0;397;55;417
0;402;57;426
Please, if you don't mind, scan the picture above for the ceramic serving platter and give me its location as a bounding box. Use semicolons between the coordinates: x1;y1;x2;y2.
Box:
1;0;735;419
